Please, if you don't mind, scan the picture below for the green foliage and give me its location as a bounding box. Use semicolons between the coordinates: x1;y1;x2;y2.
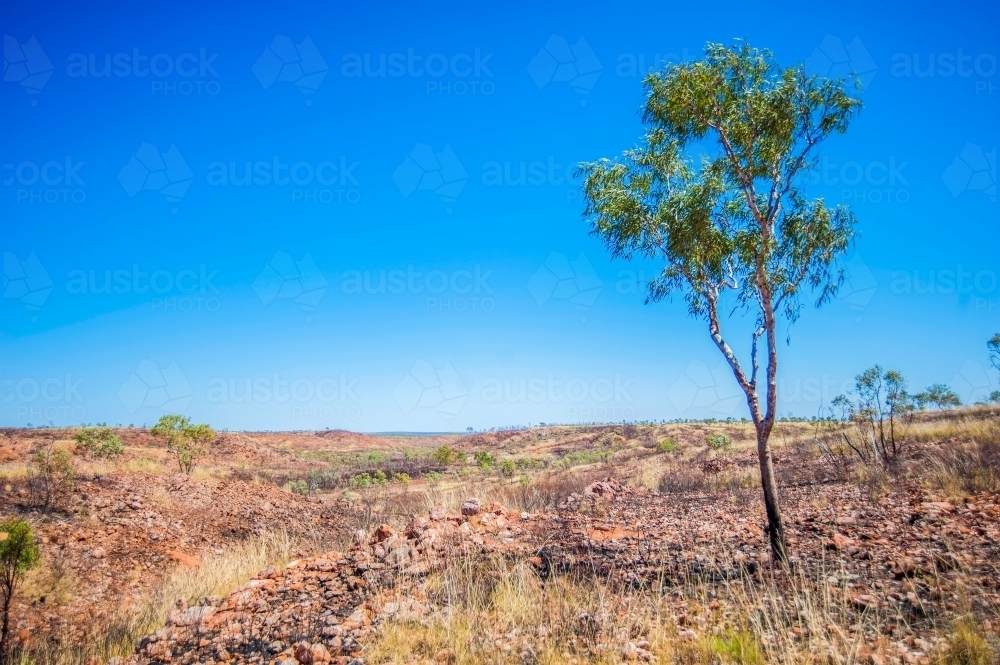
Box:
831;366;911;466
557;450;612;469
74;425;124;459
1;517;41;657
425;471;443;485
474;451;496;471
349;472;373;488
914;384;962;410
499;458;517;477
150;414;215;474
657;437;679;453
580;41;860;411
706;433;732;450
430;445;461;466
391;472;411;485
287;479;309;495
30;446;75;510
706;629;764;665
989;391;1000;405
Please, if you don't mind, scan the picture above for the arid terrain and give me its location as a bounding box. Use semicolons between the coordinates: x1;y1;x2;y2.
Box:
1;408;999;665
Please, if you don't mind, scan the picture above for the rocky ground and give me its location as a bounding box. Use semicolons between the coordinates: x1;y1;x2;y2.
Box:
2;413;998;665
129;474;1000;665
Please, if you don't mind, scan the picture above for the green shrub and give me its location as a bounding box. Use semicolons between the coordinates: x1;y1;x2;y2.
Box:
374;469;388;485
30;446;75;510
657;437;679;453
499;458;517;477
706;433;732;450
287;479;309;495
426;471;443;485
349;472;373;488
0;517;41;657
74;425;124;459
150;414;215;474
391;472;411;485
474;451;496;470
431;445;461;466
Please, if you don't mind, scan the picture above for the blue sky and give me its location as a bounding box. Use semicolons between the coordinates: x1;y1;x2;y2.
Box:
2;0;997;431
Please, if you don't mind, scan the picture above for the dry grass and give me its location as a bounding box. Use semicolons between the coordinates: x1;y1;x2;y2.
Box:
364;554;922;665
17;529;295;665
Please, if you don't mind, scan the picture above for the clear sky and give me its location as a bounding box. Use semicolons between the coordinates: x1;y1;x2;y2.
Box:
2;0;997;432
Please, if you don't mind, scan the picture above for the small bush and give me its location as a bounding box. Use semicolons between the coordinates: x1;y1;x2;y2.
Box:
938;618;995;665
706;433;732;450
430;445;461;466
499;459;517;477
474;451;496;471
30;446;75;511
74;425;124;459
1;517;41;659
426;471;443;485
287;479;309;495
657;437;679;453
390;472;411;485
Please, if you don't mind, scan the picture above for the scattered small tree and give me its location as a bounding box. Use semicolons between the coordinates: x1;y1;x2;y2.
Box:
474;451;496;471
831;366;911;466
706;433;733;450
430;445;461;466
150;415;215;474
29;445;75;511
74;425;124;459
0;517;41;663
657;437;680;453
499;458;517;477
913;384;962;411
580;42;861;561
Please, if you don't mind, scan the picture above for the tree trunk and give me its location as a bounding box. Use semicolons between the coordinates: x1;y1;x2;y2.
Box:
754;421;786;562
0;585;11;665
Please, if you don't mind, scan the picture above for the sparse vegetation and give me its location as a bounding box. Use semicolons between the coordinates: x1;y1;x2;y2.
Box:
0;517;40;665
706;432;732;450
151;415;215;474
29;445;74;511
73;425;124;459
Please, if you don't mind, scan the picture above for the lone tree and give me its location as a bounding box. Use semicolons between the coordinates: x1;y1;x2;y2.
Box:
913;384;962;411
580;43;861;561
151;415;215;474
0;518;40;664
989;334;1000;403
